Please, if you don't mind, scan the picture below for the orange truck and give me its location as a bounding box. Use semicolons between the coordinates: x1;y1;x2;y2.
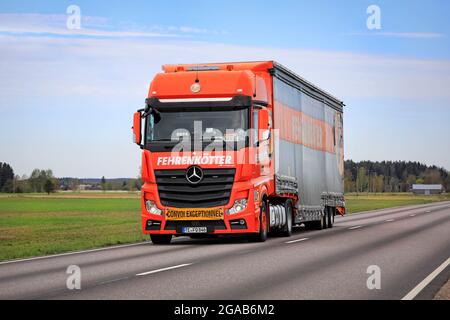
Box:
132;61;345;244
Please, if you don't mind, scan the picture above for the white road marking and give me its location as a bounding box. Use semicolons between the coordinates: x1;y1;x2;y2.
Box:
410;214;416;217
402;257;450;300
286;238;309;244
385;219;395;222
0;241;152;265
426;210;431;213
136;263;192;277
349;226;363;230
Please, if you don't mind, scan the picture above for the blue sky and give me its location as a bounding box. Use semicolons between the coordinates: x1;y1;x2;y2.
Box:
0;0;449;177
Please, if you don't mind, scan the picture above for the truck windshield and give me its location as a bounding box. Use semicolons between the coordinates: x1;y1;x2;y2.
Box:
146;107;249;145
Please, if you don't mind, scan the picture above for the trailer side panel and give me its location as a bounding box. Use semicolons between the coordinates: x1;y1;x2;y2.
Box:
272;67;344;215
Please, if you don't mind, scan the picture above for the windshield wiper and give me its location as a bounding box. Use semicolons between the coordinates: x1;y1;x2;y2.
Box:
149;139;180;143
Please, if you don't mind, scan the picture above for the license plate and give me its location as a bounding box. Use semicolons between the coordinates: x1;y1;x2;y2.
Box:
182;227;208;234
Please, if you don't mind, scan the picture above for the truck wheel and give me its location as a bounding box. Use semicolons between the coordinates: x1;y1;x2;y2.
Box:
327;207;334;229
280;200;293;237
252;201;268;242
303;222;313;230
332;207;336;224
150;234;172;245
314;213;326;230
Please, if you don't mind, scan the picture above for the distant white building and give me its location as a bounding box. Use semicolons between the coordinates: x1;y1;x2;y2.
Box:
78;184;92;191
411;184;443;195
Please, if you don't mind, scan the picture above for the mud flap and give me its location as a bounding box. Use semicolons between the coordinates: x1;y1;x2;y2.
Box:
336;206;346;216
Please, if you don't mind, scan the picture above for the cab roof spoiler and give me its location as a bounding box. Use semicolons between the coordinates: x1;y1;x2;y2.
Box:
145;95;253;111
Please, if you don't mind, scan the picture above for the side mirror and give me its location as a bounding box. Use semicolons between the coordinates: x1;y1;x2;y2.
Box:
132;112;142;145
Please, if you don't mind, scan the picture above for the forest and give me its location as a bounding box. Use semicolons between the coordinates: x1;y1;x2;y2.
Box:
344;160;449;193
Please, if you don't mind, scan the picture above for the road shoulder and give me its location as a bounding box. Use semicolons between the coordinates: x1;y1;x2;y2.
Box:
414;263;450;300
434;277;450;300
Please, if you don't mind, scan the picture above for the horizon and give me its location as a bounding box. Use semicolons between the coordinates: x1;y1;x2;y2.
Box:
9;159;449;180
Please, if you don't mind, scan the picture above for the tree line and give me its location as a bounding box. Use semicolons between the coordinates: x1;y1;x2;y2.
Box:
59;176;142;192
0;162;15;192
345;160;449;193
0;163;58;194
3;160;448;194
0;162;142;194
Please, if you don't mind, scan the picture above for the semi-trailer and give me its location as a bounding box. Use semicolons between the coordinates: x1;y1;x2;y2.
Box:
132;61;345;244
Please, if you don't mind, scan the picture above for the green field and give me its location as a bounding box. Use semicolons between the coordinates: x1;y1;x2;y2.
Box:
0;192;145;262
0;192;449;262
345;193;450;213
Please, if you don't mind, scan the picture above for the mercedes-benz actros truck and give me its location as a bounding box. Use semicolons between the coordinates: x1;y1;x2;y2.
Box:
132;61;345;244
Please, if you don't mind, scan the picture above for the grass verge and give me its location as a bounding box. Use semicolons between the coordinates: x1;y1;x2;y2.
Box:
345;193;450;214
0;193;145;261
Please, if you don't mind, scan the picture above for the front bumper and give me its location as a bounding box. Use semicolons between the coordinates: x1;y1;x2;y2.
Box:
140;184;260;235
142;209;259;235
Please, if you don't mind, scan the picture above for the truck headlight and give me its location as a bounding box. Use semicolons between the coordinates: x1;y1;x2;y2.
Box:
227;199;248;215
145;200;162;215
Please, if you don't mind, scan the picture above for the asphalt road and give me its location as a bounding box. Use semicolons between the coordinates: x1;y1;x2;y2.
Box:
1;201;449;300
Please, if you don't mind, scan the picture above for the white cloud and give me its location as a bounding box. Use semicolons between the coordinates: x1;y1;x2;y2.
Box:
376;32;443;39
0;34;449;105
0;13;175;38
0;13;225;38
348;32;444;39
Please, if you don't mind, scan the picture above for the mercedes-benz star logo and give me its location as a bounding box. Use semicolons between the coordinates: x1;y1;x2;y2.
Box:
186;166;203;184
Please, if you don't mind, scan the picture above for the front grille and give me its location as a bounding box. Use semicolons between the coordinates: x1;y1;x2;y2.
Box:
165;220;227;231
155;168;236;208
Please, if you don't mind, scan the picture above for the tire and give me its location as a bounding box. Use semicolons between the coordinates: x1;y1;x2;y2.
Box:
327;207;334;229
303;221;314;230
280;200;293;237
304;210;326;230
252;201;268;242
150;234;172;245
314;212;326;230
332;208;335;224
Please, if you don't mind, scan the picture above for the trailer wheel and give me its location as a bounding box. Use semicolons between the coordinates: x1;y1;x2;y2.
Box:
313;212;326;230
150;234;172;245
280;200;293;237
252;201;268;242
326;207;334;229
303;222;313;230
331;207;337;225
